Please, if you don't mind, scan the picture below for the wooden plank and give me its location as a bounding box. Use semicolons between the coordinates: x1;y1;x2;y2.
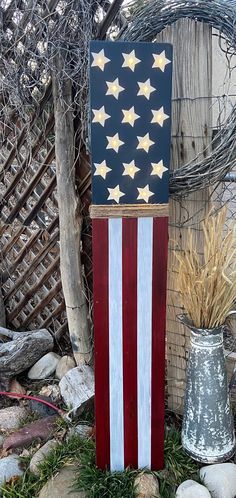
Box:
90;204;169;218
151;217;168;469
157;20;212;412
137;217;153;469
122;218;138;469
93;218;110;469
109;218;124;471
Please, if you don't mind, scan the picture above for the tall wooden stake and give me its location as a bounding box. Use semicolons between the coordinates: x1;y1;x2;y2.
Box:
52;58;91;364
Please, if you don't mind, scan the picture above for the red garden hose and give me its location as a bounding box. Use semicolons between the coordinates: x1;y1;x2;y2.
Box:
0;391;66;415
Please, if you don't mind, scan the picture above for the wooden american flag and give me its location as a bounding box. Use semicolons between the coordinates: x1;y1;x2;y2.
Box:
90;40;172;471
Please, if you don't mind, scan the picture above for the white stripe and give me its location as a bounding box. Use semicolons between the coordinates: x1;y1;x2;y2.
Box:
137;217;153;468
109;218;124;471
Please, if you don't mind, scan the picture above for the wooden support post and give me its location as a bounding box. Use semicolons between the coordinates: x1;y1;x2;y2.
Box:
157;20;212;412
52;58;91;365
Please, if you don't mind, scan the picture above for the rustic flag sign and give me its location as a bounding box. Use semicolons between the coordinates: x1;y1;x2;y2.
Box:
90;40;172;471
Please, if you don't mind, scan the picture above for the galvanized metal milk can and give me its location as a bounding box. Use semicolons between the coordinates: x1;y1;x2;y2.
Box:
179;314;235;463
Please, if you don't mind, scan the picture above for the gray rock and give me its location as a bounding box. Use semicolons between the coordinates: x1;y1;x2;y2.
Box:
30;439;58;475
59;366;94;416
0;434;5;447
3;415;58;450
0;406;28;431
38;465;86;497
200;463;236;498
135;472;160;498
39;384;61;402
0;329;53;383
56;356;76;380
69;424;93;439
9;379;26;397
0;454;24;485
28;352;61;380
28;395;58;417
176;480;211;498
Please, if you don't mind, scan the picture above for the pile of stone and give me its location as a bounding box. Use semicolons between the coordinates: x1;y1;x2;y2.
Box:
1;324;236;498
176;463;236;498
0;326;95;493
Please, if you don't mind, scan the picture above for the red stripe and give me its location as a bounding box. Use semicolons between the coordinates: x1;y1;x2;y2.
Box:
93;219;110;469
122;218;138;468
151;217;169;470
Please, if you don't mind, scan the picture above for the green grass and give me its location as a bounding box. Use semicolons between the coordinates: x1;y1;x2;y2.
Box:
0;434;83;498
0;425;200;498
156;427;200;498
73;439;137;498
17;411;40;430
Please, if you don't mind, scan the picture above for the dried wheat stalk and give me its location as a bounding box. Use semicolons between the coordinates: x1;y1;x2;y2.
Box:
176;207;236;329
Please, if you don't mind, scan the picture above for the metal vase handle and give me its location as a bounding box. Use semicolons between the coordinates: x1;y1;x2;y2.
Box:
226;310;236;319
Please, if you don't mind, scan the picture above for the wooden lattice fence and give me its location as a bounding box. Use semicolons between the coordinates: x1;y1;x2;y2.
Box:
0;84;92;339
4;0;234;415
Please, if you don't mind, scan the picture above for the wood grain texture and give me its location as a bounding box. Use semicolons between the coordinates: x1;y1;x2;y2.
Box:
109;218;124;471
90;204;169;219
122;218;138;469
137;217;153;468
93;219;110;470
151;217;168;469
93;216;168;470
0;327;53;387
52;55;91;364
156;20;212;412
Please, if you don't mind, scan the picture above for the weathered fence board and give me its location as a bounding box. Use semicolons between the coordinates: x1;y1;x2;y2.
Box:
156;19;212;412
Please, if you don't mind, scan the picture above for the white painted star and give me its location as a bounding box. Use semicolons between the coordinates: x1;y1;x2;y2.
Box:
137;185;154;203
122;50;141;71
106;133;124;152
122;107;140;126
137;78;155;99
151;107;169;127
152;51;171;72
137;133;155;152
106;78;124;99
122;160;140;179
151;160;168;179
94;160;111;179
91;49;110;71
108;185;125;203
92;106;110;126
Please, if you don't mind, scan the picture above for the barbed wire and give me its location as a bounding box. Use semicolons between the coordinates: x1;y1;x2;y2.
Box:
0;0;102;137
121;0;236;197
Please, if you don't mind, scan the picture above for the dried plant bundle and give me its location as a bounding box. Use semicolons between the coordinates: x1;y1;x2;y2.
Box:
175;207;236;329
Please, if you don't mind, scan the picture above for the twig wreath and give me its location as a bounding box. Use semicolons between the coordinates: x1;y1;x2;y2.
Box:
120;0;236;197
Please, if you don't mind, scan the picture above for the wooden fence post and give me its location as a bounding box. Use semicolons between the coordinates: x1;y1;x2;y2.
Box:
157;20;212;411
52;57;91;365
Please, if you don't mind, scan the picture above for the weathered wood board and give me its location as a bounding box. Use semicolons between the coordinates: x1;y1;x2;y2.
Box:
90;40;172;470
